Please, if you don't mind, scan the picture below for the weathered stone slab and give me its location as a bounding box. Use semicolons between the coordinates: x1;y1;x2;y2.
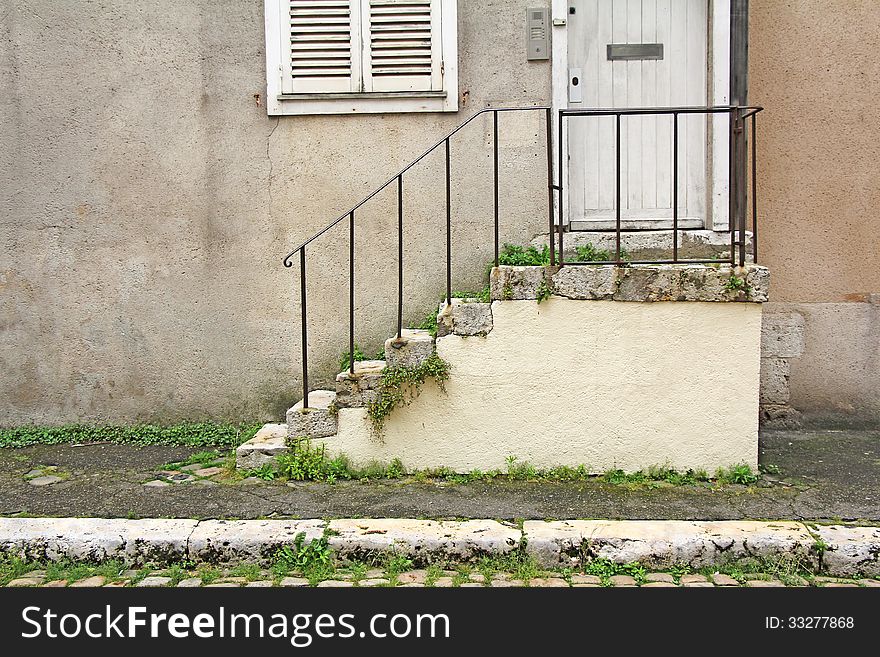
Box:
814;525;880;577
236;423;288;470
490;265;554;300
287;390;338;439
551;266;616;300
327;519;520;564
760;357;791;405
189;519;327;565
384;329;434;368
335;360;385;407
761;312;805;358
0;518;198;565
436;299;493;337
523;520;817;569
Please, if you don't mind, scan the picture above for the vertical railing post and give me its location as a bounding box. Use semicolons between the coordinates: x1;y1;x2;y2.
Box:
493;111;500;267
751;112;758;263
348;211;355;375
299;247;309;408
739;110;747;268
557;110;565;266
615;112;622;263
728;109;736;266
545;108;555;267
672;112;679;263
397;174;403;339
445;137;452;305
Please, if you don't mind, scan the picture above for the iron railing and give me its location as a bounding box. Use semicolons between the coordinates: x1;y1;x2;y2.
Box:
283;104;763;407
556;105;763;267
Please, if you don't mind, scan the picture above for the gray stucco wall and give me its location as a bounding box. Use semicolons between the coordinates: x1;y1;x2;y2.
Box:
0;1;551;424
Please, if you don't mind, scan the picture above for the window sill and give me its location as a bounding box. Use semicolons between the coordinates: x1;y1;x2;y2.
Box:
268;91;457;116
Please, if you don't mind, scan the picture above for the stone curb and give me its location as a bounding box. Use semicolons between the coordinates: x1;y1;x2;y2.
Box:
0;518;876;576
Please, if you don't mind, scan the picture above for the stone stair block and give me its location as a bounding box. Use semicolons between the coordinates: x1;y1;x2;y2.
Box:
384;329;434;368
236;424;288;470
437;299;493;337
286;390;337;439
335;360;386;407
489;265;554;300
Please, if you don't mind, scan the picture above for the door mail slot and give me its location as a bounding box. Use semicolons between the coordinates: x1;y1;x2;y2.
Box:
606;43;664;61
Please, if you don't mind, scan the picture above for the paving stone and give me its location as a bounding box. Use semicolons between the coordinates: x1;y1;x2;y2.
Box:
136;576;172;588
177;578;203;587
529;578;568;588
180;464;203;472
24;469;44;478
384;329;434;368
745;580;784;587
459;583;483;588
468;573;487;583
680;574;709;584
335;360;386;408
104;581;128;587
121;570;140;578
28;476;63;486
609;575;637;587
364;569;385;578
216;577;248;584
431;577;454;588
815;525;880;578
858;579;880;587
710;574;740;587
166;473;197;483
490;580;524;587
280;577;309;587
645;573;675;583
21;570;47;579
206;583;240;587
570;574;601;585
287;391;338;440
327;519;520;562
317;580;354;587
683;582;715;587
192;467;224;478
69;576;107;587
8;578;43;587
189;519;326;564
397;570;428;584
572;584;601;587
42;580;68;588
143;480;170;488
358;578;389;587
398;583;425;587
641;582;677;587
235;424;288;470
524;520;816;569
246;581;273;588
822;583;858;588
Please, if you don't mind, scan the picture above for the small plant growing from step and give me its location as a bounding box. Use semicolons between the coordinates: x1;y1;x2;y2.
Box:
535;279;552;304
365;353;450;439
724;273;753;300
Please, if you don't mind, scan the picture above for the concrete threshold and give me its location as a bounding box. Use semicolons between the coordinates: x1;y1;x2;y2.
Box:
0;518;877;578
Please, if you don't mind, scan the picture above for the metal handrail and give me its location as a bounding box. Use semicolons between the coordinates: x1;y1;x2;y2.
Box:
286;103;763;408
282;105;551;267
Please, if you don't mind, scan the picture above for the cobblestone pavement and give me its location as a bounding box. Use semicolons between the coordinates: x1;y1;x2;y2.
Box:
5;567;880;589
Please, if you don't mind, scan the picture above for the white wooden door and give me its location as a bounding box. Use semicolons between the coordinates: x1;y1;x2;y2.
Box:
567;0;708;229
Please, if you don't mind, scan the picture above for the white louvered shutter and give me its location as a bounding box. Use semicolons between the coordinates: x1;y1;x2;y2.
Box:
283;0;361;93
363;0;443;93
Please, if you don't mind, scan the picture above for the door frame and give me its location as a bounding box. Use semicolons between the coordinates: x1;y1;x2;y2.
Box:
551;0;732;231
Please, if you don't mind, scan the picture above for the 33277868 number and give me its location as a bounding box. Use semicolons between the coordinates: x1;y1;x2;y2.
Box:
765;617;854;629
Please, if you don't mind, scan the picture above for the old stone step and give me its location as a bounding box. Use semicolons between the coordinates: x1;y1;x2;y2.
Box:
335;360;386;408
286;390;337;439
384;329;434;368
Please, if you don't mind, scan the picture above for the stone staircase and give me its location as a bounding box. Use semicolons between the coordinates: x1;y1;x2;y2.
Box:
237;262;769;474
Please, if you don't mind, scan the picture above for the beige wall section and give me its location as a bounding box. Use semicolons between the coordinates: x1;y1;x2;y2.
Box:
325;299;762;473
0;1;550;424
750;2;880;423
